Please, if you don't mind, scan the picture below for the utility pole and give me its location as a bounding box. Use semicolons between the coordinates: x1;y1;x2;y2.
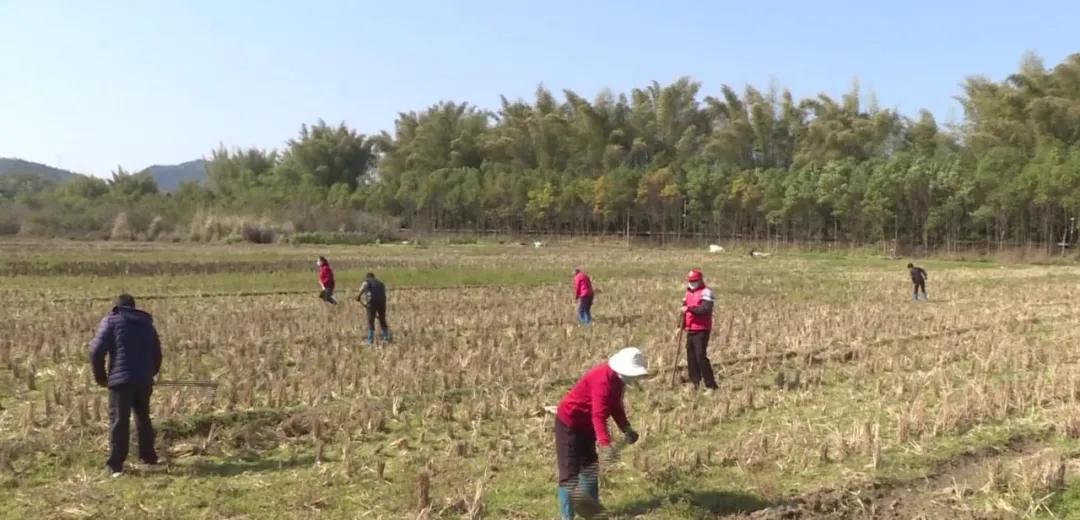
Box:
1064;216;1077;256
1060;216;1075;256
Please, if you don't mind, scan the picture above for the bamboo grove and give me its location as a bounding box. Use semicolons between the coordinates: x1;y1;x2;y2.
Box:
5;53;1080;248
362;52;1080;248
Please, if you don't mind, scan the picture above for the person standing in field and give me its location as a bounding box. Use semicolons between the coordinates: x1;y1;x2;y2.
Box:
356;272;391;344
681;269;718;394
554;347;645;519
908;263;928;301
317;256;337;304
573;267;594;326
88;294;162;477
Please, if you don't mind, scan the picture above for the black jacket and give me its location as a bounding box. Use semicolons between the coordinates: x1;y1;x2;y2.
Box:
89;306;162;387
357;278;387;307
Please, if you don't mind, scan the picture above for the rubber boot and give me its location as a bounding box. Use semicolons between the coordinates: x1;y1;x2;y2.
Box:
557;486;574;519
579;472;599;502
366;330;375;345
381;329;392;343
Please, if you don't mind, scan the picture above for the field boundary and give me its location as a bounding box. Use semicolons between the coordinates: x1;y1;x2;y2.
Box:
743;428;1056;519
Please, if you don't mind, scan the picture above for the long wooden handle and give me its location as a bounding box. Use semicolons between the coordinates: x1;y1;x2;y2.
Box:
670;326;684;387
155;380;217;388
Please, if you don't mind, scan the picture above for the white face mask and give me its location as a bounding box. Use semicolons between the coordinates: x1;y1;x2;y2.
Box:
316;261;322;267
688;281;701;290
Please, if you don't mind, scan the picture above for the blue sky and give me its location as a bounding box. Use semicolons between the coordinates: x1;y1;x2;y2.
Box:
1;0;1076;177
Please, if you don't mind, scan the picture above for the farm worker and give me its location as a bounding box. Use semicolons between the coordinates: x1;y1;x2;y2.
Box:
681;269;718;393
908;263;928;301
554;347;645;519
356;272;391;344
573;267;594;326
317;256;337;305
88;294;162;477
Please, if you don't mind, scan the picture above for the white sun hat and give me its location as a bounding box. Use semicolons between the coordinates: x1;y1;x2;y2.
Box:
609;347;648;377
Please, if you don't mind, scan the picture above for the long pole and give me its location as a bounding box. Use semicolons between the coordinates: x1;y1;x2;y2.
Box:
1062;215;1070;256
671;313;684;388
155;380;217;388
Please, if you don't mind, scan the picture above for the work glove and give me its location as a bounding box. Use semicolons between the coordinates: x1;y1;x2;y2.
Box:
624;429;639;445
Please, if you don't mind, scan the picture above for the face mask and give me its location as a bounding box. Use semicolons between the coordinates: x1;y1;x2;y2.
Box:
688;281;701;290
316;261;322;267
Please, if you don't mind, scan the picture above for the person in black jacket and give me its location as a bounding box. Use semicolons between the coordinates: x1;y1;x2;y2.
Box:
907;263;928;301
356;273;392;344
89;294;162;476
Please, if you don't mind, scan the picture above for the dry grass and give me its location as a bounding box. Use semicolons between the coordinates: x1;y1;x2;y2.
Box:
2;241;1080;518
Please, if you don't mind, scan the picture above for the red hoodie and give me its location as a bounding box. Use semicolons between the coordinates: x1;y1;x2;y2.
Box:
319;263;335;290
556;363;629;446
573;271;594;299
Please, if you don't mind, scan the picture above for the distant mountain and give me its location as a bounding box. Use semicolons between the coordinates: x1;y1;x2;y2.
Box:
138;159;207;192
0;158;80;182
0;157;208;192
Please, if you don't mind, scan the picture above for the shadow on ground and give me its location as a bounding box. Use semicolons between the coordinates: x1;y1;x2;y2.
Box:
174;455;317;477
617;489;769;516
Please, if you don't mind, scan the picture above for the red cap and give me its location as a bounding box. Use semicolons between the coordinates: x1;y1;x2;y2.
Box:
687;269;703;282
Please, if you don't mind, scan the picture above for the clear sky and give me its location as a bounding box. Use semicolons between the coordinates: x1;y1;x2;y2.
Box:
1;0;1076;177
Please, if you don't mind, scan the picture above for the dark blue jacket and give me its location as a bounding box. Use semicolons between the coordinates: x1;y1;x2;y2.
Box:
358;278;387;307
89;306;162;387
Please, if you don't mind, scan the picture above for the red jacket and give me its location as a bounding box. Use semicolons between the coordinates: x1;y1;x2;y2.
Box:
683;284;714;331
557;363;629;446
319;263;335;289
574;272;593;299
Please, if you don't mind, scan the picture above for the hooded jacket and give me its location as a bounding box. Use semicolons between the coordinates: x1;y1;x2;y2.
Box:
319;263;335;290
89;306;162;387
358;277;386;307
573;271;594;299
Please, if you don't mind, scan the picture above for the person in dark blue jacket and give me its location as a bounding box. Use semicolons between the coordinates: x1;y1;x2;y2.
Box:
89;294;163;476
907;263;929;301
356;273;391;344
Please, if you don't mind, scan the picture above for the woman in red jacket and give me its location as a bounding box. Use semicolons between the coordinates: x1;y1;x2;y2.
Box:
573;267;594;325
316;256;336;304
554;347;646;519
681;269;717;393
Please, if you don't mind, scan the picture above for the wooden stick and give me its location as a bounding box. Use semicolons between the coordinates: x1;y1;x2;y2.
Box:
670;319;685;388
155;380;217;388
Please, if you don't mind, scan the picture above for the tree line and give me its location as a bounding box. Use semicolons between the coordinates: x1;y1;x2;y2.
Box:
4;52;1080;249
